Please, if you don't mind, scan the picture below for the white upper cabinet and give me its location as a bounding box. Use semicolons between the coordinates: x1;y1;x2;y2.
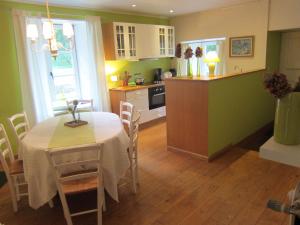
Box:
155;25;175;57
103;22;138;60
103;22;175;60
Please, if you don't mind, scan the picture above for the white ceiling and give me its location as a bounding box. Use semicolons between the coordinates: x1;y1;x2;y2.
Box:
10;0;258;16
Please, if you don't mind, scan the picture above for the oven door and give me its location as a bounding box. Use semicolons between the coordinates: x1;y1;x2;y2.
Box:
148;86;165;110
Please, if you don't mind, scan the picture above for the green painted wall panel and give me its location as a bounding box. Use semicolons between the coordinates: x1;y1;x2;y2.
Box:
208;71;276;156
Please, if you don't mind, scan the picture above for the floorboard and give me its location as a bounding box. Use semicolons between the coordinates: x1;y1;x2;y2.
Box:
0;121;299;225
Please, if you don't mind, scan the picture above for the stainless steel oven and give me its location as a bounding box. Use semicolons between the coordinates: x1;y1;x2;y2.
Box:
148;85;165;110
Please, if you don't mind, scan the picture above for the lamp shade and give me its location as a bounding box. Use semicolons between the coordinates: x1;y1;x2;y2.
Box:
63;23;74;38
43;21;54;40
27;24;39;40
204;51;220;64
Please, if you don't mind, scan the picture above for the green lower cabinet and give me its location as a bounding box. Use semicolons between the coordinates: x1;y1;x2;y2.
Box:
274;93;300;145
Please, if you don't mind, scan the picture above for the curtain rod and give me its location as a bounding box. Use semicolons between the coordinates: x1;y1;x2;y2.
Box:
181;37;226;44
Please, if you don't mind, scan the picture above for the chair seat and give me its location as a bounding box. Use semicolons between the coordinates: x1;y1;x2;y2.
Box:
8;160;24;175
62;176;102;195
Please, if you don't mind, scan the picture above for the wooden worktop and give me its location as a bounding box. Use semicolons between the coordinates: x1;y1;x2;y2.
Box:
110;82;165;92
165;69;264;82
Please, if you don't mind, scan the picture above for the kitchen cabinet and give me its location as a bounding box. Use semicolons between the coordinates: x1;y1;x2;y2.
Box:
103;22;175;60
156;26;175;57
109;85;166;124
102;22;138;60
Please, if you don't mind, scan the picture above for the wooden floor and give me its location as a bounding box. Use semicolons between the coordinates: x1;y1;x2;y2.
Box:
1;121;300;225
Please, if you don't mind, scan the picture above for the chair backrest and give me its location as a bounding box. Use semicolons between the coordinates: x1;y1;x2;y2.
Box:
8;112;29;143
129;112;141;154
66;99;94;112
120;101;134;129
0;124;15;177
46;143;103;192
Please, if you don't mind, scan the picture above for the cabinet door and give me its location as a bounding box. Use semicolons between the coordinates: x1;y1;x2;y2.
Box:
114;24;126;59
158;27;166;56
167;27;175;56
127;25;137;59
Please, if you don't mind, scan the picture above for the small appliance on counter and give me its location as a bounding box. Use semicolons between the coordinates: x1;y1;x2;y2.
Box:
162;71;172;80
153;68;163;84
134;73;145;85
169;68;177;77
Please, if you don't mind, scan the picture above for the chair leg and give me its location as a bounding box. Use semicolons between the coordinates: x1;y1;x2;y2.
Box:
135;152;139;185
98;187;104;225
8;177;18;212
102;188;106;212
14;176;21;201
131;163;137;194
59;194;73;225
48;199;54;208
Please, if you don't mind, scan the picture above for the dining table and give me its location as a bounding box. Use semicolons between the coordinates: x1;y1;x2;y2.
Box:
20;112;130;209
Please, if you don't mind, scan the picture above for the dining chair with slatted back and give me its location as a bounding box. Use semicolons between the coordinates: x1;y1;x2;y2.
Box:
8;112;29;151
46;143;104;225
128;111;141;193
66;99;94;112
120;101;134;132
0;123;27;212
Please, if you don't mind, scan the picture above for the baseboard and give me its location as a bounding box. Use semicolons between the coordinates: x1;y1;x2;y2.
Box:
140;116;166;130
167;146;208;161
208;144;233;162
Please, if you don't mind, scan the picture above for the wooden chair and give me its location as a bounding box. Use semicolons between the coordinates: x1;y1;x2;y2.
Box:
66;99;94;112
120;101;134;133
0;123;27;212
128;111;141;193
8;112;29;152
46;143;105;225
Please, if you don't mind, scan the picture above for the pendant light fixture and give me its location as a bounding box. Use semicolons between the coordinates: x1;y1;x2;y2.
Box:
26;0;74;58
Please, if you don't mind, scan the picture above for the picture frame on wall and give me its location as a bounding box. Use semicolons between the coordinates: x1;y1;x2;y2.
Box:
229;36;254;57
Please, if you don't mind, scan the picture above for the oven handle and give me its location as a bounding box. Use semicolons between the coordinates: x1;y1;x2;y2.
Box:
153;92;165;97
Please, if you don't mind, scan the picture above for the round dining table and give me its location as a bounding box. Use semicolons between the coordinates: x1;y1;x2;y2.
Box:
20;112;130;209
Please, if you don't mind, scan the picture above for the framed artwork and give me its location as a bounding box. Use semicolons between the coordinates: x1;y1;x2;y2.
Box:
229;36;254;57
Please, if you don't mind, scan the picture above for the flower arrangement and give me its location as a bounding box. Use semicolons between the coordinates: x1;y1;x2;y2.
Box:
195;47;203;58
184;47;193;59
264;73;292;98
175;43;182;77
68;100;80;122
184;47;193;77
195;47;203;76
175;43;182;58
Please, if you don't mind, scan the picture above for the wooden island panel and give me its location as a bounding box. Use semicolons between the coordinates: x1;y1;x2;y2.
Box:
165;79;209;159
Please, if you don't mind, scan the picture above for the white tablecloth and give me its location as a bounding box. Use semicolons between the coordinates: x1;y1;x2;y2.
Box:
20;112;130;209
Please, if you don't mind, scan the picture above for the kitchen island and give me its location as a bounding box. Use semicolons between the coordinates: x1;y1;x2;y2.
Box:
165;69;275;160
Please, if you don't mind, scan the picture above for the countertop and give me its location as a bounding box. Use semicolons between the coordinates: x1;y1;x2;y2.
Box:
109;82;165;92
165;69;265;82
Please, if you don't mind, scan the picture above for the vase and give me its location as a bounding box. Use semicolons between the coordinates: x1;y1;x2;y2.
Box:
187;59;192;77
176;58;181;77
196;58;201;77
274;92;300;145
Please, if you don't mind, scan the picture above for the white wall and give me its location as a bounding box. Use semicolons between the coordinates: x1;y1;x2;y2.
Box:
269;0;300;31
280;31;300;85
170;0;269;74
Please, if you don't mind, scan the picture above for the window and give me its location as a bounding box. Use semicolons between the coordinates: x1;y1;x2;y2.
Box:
181;38;226;76
47;23;81;110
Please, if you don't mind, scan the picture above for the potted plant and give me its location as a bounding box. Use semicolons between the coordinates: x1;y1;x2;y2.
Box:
264;73;300;145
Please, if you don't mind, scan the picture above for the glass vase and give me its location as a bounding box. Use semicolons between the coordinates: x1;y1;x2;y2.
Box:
187;59;192;77
196;58;201;77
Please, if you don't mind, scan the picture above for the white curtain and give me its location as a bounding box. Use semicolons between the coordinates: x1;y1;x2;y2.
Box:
84;16;110;112
12;10;53;127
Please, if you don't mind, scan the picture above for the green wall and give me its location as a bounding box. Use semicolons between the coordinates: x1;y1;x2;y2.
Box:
207;31;282;156
0;1;171;150
208;71;276;156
